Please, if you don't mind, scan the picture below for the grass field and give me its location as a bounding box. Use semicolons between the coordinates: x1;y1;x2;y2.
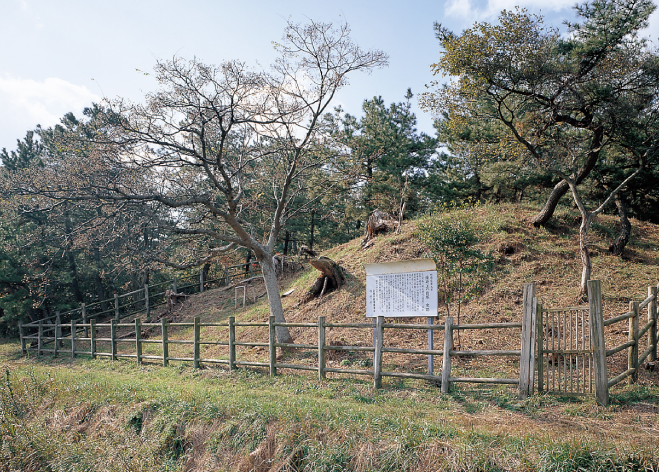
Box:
3;204;659;471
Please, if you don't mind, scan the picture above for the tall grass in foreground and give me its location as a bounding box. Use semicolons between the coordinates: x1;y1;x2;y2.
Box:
1;356;657;472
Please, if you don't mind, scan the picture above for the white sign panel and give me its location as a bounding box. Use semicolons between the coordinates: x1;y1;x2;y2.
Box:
365;260;438;318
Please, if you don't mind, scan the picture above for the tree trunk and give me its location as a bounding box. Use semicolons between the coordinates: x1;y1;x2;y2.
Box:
259;256;293;344
283;231;290;255
531;143;601;227
309;210;315;250
531;180;570;227
609;193;631;256
64;212;83;303
578;213;593;298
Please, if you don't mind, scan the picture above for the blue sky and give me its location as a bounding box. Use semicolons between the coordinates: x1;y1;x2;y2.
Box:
2;0;658;152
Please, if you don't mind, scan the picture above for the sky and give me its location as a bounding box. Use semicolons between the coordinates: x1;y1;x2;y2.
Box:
2;0;659;153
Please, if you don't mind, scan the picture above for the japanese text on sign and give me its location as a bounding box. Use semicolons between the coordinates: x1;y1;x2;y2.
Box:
365;260;438;318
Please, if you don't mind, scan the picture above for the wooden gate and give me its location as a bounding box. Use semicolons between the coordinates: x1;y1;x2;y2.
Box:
536;305;594;395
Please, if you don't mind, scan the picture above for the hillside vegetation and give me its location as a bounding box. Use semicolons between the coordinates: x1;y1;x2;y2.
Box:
2;203;659;471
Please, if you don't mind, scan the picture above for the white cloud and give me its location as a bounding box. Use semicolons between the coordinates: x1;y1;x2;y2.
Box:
0;75;100;150
444;0;574;24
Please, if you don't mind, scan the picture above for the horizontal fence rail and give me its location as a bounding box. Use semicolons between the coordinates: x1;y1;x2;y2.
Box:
20;312;531;393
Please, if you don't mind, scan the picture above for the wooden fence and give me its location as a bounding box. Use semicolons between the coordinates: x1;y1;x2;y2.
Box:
19;284;538;397
17;260;281;347
19;279;656;404
535;280;657;406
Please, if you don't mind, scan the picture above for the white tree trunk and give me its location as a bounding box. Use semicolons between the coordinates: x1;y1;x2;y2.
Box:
579;214;593;297
259;255;293;344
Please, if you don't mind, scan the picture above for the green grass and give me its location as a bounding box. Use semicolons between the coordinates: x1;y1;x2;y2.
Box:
2;339;658;471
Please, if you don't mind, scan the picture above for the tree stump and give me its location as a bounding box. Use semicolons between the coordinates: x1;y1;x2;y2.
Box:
304;257;345;301
362;209;399;247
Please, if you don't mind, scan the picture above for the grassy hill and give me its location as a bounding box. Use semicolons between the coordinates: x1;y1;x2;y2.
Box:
1;203;658;471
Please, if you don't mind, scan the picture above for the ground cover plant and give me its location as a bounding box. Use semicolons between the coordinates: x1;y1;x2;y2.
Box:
3;204;659;471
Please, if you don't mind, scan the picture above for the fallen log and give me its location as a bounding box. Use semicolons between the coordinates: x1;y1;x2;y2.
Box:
304;256;345;301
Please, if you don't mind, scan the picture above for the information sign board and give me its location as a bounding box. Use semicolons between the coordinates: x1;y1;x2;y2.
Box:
365;260;438;317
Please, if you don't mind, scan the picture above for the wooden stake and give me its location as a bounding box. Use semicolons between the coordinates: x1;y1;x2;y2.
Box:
161;319;169;367
629;301;638;384
318;316;326;380
374;316;384;389
193;316;200;369
442;317;453;394
229;316;236;371
136;318;142;365
588;280;608;406
269;316;277;376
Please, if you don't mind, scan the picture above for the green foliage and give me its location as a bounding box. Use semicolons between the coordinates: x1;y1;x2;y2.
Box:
418;205;496;320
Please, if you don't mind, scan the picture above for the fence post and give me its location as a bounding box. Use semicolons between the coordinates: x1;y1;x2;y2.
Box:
224;266;229;286
172;278;178;294
145;284;150;322
649;285;657;362
229;316;236;371
114;294;120;321
37;321;43;357
71;320;77;358
90;319;96;359
200;269;205;293
135;318;142;365
193;316;200;369
587;280;608;406
428;317;434;376
161;319;169;367
442;317;453;394
536;303;544;393
19;322;26;355
629;301;639;384
374;316;384;389
269;316;276;376
519;283;536;399
111;319;117;361
54;312;61;357
82;303;88;338
318;316;326;380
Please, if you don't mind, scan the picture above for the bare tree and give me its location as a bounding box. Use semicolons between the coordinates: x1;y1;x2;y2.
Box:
9;21;387;342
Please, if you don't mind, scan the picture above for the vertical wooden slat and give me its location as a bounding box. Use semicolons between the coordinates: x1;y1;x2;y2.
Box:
172;278;178;294
54;312;60;357
193;316;200;369
200;269;205;293
428;317;434;376
629;301;638;384
441;317;453;394
82;303;88;338
519;283;535;399
588;280;608;406
269;316;276;376
318;316;326;380
536;304;544;393
19;322;26;355
649;285;657;362
374;316;384;389
135;318;142;365
114;294;120;321
90;319;96;359
37;321;43;357
161;319;169;367
229;316;236;371
71;320;76;358
111;319;117;361
145;284;150;321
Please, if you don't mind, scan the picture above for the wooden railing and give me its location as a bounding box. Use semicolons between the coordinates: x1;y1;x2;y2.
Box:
603;284;657;391
19;311;533;394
